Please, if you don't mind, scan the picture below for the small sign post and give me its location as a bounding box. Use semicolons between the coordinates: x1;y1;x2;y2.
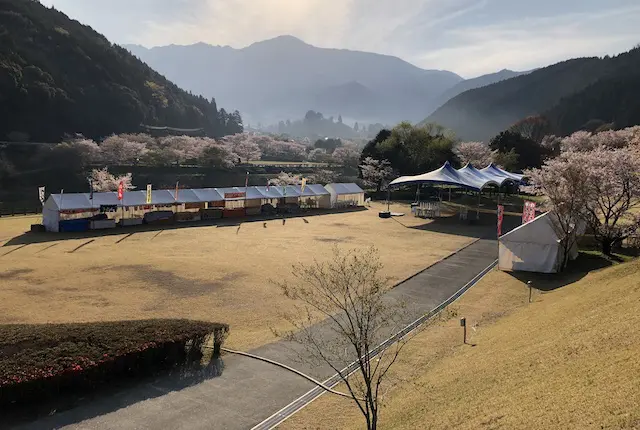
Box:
528;280;533;303
460;317;467;344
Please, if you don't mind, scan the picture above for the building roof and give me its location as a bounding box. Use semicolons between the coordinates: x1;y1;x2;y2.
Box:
325;183;365;195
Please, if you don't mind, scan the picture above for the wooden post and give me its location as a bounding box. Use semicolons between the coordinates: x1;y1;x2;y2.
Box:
528;280;533;303
460;317;467;344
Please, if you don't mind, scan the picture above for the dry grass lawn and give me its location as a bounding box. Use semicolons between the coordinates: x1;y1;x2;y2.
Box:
281;257;640;430
0;203;473;350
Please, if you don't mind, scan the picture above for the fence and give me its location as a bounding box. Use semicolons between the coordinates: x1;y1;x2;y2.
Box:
0;205;42;217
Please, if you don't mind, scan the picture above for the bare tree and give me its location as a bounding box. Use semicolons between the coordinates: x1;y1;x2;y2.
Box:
275;247;408;430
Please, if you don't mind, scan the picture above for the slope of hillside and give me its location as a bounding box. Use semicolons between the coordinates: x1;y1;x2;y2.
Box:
546;48;640;135
422;48;639;141
0;0;239;142
283;256;640;429
126;36;463;125
429;69;530;113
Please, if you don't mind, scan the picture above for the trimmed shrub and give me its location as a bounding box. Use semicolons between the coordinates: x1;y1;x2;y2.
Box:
0;319;229;408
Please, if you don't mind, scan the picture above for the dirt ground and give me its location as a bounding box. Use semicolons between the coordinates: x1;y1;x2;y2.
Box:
0;203;474;350
281;256;640;430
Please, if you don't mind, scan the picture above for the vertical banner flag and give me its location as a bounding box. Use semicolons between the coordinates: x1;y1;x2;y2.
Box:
301;177;307;193
522;201;537;224
528;201;536;222
38;186;45;205
497;205;504;237
283;184;287;197
146;184;152;204
175;181;179;201
117;181;124;201
245;171;249;188
266;179;270;192
89;179;94;201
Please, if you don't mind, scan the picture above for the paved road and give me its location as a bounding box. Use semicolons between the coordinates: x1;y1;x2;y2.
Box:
18;219;508;430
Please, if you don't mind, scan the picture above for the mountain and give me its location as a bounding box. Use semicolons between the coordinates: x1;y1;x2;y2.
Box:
0;0;239;142
545;47;640;136
125;36;463;126
429;69;530;113
422;47;639;141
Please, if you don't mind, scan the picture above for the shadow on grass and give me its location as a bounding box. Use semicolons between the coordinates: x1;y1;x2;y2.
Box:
2;207;368;246
401;213;521;239
506;249;637;292
10;359;225;430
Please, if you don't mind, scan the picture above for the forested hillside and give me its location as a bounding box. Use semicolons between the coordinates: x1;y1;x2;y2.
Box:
546;47;640;135
423;46;640;140
0;0;241;142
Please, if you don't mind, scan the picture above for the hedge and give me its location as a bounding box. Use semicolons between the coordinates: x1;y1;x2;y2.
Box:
0;319;229;409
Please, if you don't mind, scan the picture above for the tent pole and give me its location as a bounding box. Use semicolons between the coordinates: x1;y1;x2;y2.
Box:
477;191;480;219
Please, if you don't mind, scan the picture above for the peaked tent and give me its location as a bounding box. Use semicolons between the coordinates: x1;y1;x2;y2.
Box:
325;183;365;207
390;162;524;190
498;212;579;274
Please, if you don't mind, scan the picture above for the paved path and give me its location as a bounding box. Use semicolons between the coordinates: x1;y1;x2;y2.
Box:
18;227;504;430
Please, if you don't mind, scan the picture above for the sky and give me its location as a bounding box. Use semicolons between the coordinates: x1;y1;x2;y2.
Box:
41;0;640;78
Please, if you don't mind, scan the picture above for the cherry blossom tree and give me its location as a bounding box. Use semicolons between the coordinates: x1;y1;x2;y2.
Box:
359;157;394;192
453;141;495;168
308;148;332;163
221;133;262;162
200;141;238;169
100;135;148;165
332;145;361;167
256;135;306;161
53;138;102;167
269;171;302;186
310;169;339;184
89;168;135;192
528;129;640;257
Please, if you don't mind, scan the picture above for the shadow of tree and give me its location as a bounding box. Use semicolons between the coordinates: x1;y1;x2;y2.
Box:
505;251;629;291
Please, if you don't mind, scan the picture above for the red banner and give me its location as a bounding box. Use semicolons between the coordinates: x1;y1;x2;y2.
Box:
224;192;245;199
497;205;504;237
117;181;124;201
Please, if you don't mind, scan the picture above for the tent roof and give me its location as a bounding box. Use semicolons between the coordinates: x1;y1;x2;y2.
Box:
123;190;176;206
326;183;364;195
481;163;524;182
499;212;560;244
390;162;524;190
192;188;225;202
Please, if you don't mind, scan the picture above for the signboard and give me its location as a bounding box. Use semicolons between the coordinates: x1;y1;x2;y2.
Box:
100;205;118;213
38;186;45;204
497;205;504;237
301;177;307;193
146;184;152;204
224;192;246;199
117;181;124;201
522;201;536;224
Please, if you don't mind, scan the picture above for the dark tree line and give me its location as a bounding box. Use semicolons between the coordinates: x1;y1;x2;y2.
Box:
0;0;242;143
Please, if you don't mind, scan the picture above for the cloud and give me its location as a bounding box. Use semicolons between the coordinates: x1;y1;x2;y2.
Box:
40;0;640;77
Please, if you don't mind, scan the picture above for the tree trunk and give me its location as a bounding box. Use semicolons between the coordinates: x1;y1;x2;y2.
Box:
602;239;613;256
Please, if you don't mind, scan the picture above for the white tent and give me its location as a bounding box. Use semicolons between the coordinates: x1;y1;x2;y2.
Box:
325;183;365;208
390;162;523;190
498;212;579;274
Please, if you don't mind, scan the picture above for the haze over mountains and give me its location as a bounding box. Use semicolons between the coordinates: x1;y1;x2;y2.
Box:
424;46;640;141
126;36;526;128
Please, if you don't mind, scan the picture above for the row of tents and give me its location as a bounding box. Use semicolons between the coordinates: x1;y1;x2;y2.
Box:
42;183;365;232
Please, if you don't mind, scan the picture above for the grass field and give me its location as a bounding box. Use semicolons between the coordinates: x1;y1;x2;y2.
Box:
0;203;474;350
280;255;640;430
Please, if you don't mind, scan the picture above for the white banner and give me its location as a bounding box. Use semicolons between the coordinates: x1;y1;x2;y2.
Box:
38;186;45;204
146;184;152;204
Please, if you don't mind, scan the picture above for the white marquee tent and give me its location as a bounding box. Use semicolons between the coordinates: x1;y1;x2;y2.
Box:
390;162;524;191
498;212;579;274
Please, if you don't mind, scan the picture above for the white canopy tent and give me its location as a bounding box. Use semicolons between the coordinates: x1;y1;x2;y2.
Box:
325;183;365;208
390;162;523;191
498;212;579;274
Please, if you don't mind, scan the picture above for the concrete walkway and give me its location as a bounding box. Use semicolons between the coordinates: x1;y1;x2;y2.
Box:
18;227;504;430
